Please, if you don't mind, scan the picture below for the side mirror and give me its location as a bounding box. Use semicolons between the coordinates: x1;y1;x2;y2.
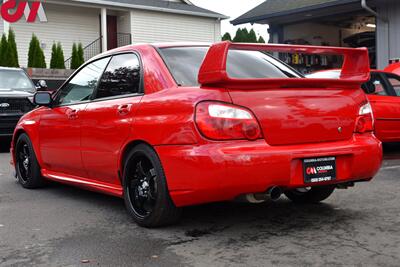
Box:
34;92;52;106
36;80;48;91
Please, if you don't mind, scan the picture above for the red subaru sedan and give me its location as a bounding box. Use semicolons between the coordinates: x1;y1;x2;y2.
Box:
308;69;400;143
11;42;382;227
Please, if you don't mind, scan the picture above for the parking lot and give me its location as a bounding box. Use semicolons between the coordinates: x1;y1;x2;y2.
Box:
0;139;400;267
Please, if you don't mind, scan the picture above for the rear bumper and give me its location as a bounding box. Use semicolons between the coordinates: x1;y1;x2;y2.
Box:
155;134;382;207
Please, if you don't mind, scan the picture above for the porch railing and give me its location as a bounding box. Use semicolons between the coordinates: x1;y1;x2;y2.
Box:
64;33;131;69
64;36;102;69
117;32;132;48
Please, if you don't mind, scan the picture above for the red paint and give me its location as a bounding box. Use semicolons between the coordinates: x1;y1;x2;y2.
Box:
308;69;400;143
384;63;400;76
11;42;382;207
199;42;370;88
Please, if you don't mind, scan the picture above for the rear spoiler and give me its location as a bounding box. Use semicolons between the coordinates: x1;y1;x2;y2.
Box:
198;41;370;89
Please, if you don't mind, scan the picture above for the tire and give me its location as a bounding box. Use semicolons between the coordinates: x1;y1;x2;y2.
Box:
15;133;45;189
284;186;335;204
123;144;182;228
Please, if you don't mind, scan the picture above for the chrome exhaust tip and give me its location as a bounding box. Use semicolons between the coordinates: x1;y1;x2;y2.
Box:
266;186;282;201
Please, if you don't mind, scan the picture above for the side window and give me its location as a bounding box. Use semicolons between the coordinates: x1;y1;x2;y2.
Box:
95;54;141;99
57;57;110;105
387;74;400;96
362;73;388;96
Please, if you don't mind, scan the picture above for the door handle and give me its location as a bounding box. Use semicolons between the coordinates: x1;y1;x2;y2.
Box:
67;109;78;120
117;104;132;116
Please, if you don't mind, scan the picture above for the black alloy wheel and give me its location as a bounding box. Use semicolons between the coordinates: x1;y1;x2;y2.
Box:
15;133;44;189
17;142;31;183
127;158;158;218
123;144;181;227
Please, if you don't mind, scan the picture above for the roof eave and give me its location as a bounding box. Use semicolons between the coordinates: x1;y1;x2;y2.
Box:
231;0;361;25
71;0;229;19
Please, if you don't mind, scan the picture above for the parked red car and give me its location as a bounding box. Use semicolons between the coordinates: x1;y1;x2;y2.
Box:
308;68;400;142
11;42;382;227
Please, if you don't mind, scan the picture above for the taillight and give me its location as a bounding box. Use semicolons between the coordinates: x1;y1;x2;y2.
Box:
195;101;262;141
355;102;374;133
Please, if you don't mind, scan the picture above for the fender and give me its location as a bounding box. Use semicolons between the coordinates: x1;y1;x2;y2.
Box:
13;109;44;167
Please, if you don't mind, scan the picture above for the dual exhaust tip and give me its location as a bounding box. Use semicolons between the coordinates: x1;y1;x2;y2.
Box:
242;186;282;203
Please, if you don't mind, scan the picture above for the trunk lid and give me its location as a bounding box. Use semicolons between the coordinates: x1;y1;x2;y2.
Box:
228;88;365;146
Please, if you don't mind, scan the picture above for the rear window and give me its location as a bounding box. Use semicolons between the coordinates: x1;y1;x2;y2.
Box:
159;47;301;87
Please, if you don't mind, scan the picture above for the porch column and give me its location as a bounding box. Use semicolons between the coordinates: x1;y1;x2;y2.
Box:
101;8;107;52
3;0;10;35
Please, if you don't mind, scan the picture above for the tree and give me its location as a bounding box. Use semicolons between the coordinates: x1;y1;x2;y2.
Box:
51;42;65;69
222;32;232;41
77;43;84;67
8;28;19;67
70;43;79;69
50;43;57;69
232;27;267;44
248;29;258;43
56;43;65;69
0;34;11;67
27;35;37;68
27;34;46;68
233;28;244;42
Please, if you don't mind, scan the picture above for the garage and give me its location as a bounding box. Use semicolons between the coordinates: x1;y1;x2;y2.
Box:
232;0;399;72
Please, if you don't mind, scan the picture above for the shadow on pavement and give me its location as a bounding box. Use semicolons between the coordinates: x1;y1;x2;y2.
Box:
36;181;356;235
383;143;400;160
0;137;11;153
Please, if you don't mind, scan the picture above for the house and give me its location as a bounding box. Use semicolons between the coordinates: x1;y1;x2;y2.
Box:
231;0;398;69
0;0;227;68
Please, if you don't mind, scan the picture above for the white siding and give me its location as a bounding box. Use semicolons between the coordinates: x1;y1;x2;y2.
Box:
130;9;221;43
0;18;4;34
11;3;100;67
117;11;131;34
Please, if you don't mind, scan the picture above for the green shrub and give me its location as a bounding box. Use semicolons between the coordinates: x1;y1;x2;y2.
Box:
71;43;84;69
77;43;84;66
56;43;65;69
50;43;57;68
8;29;19;67
70;43;79;69
50;42;65;69
232;28;267;43
27;34;46;68
0;34;11;67
258;36;266;43
222;32;232;41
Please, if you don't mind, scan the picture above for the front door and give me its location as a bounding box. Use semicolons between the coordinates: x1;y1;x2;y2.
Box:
39;57;110;177
107;15;118;50
81;53;143;185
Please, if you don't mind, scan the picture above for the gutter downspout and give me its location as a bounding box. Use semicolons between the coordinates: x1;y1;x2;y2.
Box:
361;0;387;22
361;0;389;69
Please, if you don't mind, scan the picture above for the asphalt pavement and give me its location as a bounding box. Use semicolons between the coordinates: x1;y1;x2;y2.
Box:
1;138;400;267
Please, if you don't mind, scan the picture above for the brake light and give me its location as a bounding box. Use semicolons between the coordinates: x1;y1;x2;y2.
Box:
195;101;262;141
355;103;374;133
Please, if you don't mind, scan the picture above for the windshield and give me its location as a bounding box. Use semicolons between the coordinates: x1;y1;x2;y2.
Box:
0;69;35;91
158;46;302;86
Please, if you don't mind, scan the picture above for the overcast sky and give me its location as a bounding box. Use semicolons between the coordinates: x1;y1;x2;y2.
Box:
190;0;269;41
